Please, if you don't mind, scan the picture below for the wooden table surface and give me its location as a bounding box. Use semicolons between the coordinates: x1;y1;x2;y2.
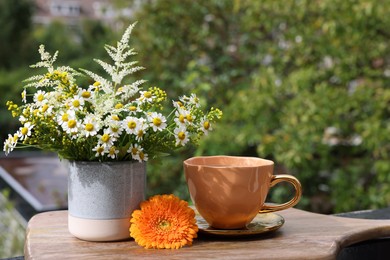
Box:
25;208;390;260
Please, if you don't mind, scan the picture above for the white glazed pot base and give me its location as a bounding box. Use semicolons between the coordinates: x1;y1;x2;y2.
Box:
68;214;131;241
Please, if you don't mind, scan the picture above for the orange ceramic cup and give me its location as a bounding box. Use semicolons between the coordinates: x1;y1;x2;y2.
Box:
184;156;302;229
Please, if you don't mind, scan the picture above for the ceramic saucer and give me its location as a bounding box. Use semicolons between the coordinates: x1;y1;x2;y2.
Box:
196;212;285;237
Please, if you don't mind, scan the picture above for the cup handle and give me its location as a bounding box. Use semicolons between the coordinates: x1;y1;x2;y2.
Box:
259;174;302;214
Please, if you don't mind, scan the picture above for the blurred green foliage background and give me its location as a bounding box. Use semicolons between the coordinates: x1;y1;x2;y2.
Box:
0;190;25;258
1;0;390;218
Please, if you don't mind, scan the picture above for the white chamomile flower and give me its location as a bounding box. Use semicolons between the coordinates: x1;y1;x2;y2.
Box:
200;117;212;135
128;104;141;115
179;95;189;105
33;90;47;106
185;112;195;124
148;112;167;132
57;110;75;127
137;90;154;103
17;122;34;141
116;86;125;95
3;134;18;155
172;100;184;110
62;118;80;135
127;143;143;162
92;144;106;157
114;102;125;111
78;88;93;101
110;114;120;121
68;95;85;111
189;93;200;108
123;116;141;135
40;104;53;115
82;114;100;137
19;114;28;124
176;109;195;126
106;118;123;138
97;130;115;148
107;146;119;159
174;126;189;146
139;151;148;162
88;82;100;92
135;119;148;141
174;107;189;126
128;143;140;156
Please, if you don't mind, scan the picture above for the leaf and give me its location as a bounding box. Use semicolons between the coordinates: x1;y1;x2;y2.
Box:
94;59;116;76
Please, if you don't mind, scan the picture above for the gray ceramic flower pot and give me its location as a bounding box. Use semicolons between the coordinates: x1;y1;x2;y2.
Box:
67;161;146;241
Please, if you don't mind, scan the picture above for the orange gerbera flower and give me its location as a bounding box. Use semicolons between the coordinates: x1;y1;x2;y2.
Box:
130;194;198;249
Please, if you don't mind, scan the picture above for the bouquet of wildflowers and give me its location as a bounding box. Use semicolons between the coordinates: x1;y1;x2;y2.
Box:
3;23;222;162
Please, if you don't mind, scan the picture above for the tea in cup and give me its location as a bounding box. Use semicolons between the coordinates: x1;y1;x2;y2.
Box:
184;156;302;229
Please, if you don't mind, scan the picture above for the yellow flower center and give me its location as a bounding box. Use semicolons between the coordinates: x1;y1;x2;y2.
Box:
85;123;94;131
111;125;119;133
21;127;28;135
96;146;104;154
131;147;138;155
128;121;137;129
72;100;80;108
37;94;44;102
178;131;186;140
143;91;152;98
81;91;91;98
62;113;69;122
129;106;137;111
101;134;110;143
137;130;144;138
153;118;162;126
176;101;183;107
203;121;210;130
179;114;185;123
67;119;77;128
93;81;101;86
109;147;116;155
115;103;123;109
111;115;120;121
186;114;193;122
139;151;145;161
41;104;49;112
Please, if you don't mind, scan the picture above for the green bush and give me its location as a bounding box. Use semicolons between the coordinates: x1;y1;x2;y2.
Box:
130;0;390;213
0;190;25;258
0;0;33;69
